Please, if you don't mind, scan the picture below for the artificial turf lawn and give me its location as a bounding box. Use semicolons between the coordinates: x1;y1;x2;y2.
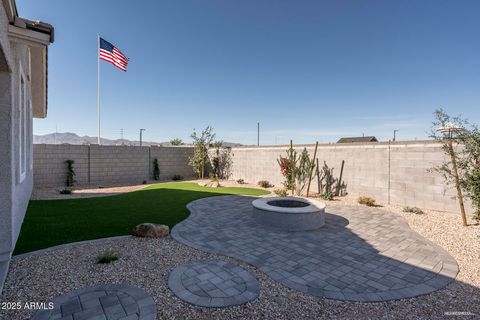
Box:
14;182;269;254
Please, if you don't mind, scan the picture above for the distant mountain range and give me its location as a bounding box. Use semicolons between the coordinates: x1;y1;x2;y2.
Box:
33;132;243;147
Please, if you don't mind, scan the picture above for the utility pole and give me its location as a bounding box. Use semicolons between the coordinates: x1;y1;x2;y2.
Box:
257;122;260;146
139;129;146;146
120;128;124;140
393;129;399;142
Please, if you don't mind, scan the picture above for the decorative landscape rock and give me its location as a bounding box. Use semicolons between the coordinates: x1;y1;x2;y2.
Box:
198;180;222;188
132;223;169;238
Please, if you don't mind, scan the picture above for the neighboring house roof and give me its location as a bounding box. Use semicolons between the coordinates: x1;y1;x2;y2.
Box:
337;136;378;143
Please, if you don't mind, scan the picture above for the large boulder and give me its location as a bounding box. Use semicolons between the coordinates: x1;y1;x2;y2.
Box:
132;223;170;238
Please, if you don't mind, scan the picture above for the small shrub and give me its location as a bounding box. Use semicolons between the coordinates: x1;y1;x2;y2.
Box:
274;188;288;197
153;158;160;180
172;174;184;181
142;180;147;185
65;160;76;187
59;188;72;195
358;196;376;207
258;180;273;188
321;192;334;201
236;179;245;184
97;250;118;264
403;206;425;215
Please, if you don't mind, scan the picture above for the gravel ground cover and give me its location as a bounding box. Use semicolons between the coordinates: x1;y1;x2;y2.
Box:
3;182;479;319
31;183;153;200
1;209;479;319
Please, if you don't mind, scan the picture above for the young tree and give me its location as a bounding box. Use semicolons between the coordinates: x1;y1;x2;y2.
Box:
189;126;216;179
170;138;184;146
209;141;224;179
430;109;480;225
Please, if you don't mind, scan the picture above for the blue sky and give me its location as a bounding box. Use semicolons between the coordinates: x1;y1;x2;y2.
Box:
19;0;480;144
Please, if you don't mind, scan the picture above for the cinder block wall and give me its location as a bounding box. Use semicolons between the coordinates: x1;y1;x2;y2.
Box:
229;141;465;213
33;144;195;187
33;141;466;214
33;144;90;186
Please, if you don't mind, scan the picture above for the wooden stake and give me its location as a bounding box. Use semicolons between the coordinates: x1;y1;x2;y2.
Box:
335;160;345;196
448;138;468;226
306;141;319;197
290;140;294;195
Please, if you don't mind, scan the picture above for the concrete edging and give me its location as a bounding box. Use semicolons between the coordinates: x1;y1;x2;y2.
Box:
12;235;133;260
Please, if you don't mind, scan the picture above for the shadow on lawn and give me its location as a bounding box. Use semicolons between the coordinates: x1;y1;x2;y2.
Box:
14;186;265;255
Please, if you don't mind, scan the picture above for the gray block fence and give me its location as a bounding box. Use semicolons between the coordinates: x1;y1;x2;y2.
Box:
33;144;195;187
33;141;469;214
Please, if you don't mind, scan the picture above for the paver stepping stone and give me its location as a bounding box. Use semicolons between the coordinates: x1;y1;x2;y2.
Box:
172;195;459;302
168;260;260;307
31;284;156;320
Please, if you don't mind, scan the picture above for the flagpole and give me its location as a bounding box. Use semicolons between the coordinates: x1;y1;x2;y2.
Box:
97;33;101;145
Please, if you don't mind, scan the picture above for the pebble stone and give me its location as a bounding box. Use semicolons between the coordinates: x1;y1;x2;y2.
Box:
168;260;260;307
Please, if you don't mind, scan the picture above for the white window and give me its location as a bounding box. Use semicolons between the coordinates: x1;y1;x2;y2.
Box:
19;66;27;182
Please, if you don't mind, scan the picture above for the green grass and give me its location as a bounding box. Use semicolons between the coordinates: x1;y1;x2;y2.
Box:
14;182;269;255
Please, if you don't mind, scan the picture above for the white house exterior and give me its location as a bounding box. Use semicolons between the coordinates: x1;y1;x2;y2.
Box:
0;0;53;292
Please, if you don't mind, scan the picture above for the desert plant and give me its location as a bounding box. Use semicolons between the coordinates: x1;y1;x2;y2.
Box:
189;126;215;179
274;188;288;197
172;174;184;181
153;158;160;180
278;143;298;194
258;180;273;188
209;141;223;179
358;196;376;207
403;206;425;215
294;148;314;196
65;160;76;187
97;250;119;264
464;167;480;222
236;179;245;184
317;161;337;196
170;138;184;146
59;188;72;195
321;192;334;201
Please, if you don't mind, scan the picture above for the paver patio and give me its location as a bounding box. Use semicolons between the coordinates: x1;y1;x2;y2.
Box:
168;260;260;307
31;284;156;320
172;195;459;302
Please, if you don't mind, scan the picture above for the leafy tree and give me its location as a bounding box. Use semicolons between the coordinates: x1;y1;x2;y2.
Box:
170;138;184;146
430;109;480;224
189;126;215;179
210;141;223;179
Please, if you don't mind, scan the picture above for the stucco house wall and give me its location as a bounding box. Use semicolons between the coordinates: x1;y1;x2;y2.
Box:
0;0;53;292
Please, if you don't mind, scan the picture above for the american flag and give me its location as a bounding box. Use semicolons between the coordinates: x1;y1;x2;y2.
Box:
99;37;129;71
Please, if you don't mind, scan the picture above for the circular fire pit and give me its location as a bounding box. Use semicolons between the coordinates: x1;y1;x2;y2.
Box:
252;197;326;231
